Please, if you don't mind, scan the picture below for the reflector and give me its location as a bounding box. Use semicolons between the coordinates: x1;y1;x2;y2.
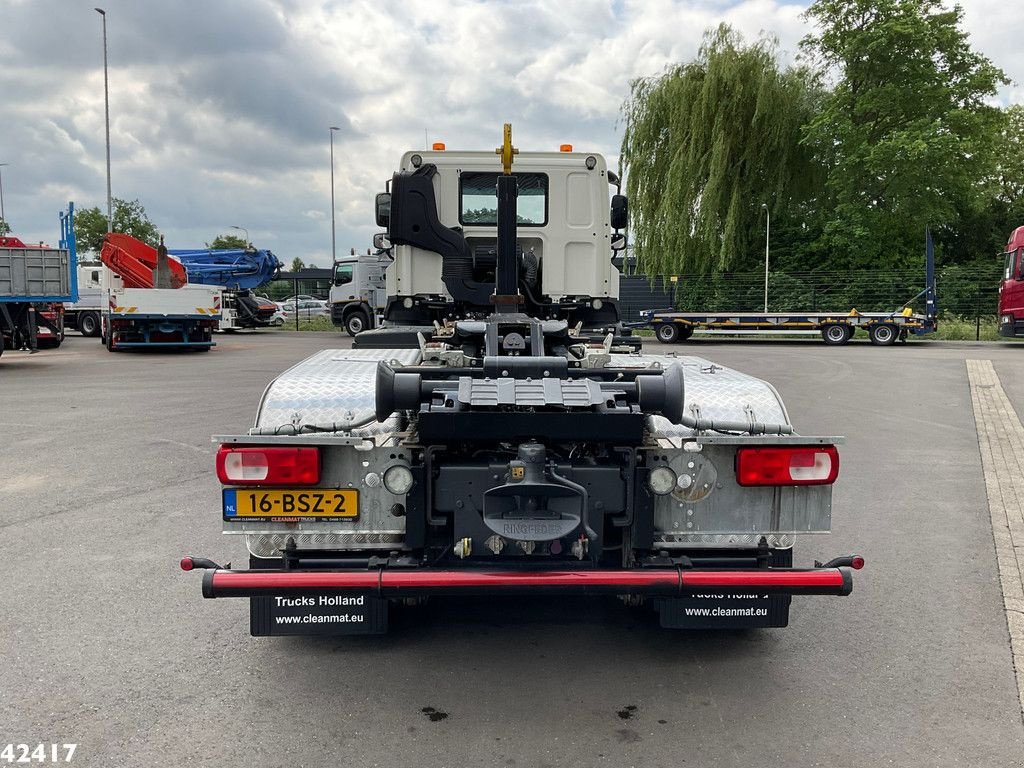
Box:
215;446;321;486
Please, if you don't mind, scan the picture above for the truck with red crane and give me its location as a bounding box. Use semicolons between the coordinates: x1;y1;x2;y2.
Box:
98;234;221;351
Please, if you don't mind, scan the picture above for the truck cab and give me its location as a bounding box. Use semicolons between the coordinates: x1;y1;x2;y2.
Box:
999;225;1024;337
359;146;628;346
329;248;390;335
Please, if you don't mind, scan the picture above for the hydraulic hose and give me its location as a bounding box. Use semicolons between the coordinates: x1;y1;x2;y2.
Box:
674;414;793;435
249;414;379;435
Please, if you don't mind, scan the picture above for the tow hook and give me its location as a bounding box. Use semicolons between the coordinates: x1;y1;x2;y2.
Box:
179;556;226;571
815;555;865;570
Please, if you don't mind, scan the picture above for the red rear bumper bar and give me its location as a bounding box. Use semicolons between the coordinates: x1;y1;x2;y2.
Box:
200;566;854;598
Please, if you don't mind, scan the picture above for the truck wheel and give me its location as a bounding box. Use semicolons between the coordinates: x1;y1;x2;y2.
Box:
655;323;679;343
821;324;851;345
105;331;116;352
345;309;370;336
79;312;100;337
869;324;897;346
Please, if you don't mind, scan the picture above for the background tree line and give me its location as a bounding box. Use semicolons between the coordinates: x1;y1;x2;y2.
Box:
620;0;1022;287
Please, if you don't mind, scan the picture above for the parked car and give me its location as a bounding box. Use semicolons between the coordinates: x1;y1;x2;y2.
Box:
278;299;330;320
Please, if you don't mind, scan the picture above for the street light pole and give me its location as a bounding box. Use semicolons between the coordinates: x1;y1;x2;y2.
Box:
95;8;112;233
329;126;340;263
229;225;250;246
761;202;770;313
0;163;8;227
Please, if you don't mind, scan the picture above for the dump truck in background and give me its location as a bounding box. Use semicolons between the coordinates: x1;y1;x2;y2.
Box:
0;204;77;357
183;126;863;637
99;234;221;351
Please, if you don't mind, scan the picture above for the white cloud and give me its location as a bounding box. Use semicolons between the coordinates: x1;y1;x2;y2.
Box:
0;0;1020;259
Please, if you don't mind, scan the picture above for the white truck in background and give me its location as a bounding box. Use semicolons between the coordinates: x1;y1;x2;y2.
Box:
329;247;390;335
64;263;104;337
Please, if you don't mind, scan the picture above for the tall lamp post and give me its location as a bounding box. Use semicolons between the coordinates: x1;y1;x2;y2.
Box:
0;163;8;228
329;126;340;262
761;202;770;313
230;225;249;246
95;7;112;233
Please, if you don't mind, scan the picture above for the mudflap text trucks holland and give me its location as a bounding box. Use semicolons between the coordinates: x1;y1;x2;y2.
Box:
182;127;862;635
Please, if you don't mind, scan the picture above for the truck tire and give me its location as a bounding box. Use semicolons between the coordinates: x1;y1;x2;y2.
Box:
821;324;851;345
79;312;99;337
345;309;370;336
655;323;679;343
105;330;116;352
869;323;897;346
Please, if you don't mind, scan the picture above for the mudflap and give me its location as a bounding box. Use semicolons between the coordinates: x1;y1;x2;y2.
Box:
249;594;389;636
654;548;792;629
654;593;791;629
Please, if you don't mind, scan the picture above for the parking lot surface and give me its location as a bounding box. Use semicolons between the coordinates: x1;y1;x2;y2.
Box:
2;333;1024;767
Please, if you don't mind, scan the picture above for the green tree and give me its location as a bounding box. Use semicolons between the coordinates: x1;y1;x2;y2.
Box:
74;198;160;254
0;218;10;236
801;0;1008;268
620;25;824;275
207;233;249;249
290;257;305;272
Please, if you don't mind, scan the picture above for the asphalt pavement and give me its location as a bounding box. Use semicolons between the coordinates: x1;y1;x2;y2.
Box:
2;332;1023;767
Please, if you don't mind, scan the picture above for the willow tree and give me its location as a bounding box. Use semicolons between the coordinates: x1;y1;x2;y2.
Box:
620;25;822;276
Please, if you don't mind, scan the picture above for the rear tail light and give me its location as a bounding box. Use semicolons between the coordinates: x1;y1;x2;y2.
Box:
215;445;320;486
736;445;839;486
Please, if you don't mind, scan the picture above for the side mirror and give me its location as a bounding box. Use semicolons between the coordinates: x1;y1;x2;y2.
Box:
372;232;391;251
610;233;627;252
375;192;391;229
610;194;628;230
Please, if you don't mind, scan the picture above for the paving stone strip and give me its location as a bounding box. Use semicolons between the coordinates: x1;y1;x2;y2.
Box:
967;359;1024;722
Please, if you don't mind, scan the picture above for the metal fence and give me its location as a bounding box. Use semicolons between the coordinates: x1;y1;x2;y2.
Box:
621;264;1002;326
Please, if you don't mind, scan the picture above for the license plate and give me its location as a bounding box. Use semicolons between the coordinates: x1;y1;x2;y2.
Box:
223;488;358;521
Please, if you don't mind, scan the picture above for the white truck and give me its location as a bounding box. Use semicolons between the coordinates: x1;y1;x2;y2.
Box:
63;263;104;337
183;127;862;636
329;248;390;335
99;234;222;351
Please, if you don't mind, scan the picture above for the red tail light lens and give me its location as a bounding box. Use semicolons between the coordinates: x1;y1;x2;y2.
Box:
736;445;839;486
215;446;320;486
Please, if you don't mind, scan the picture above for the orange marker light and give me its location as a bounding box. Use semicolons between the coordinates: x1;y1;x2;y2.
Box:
560;144;573;152
432;142;446;151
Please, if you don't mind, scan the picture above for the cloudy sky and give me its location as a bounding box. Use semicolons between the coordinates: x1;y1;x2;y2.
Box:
2;0;1022;265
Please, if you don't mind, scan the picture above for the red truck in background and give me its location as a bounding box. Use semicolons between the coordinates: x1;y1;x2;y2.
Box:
999;226;1024;337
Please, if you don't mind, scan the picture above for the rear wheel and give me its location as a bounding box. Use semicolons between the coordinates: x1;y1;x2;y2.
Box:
345;309;370;336
869;323;897;346
655;323;679;343
79;311;100;337
821;324;852;345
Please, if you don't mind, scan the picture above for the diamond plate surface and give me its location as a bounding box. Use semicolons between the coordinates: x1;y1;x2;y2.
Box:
608;353;790;437
256;348;421;434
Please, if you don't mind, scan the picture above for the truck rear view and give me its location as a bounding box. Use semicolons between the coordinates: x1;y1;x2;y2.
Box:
183;127;862;635
99;234;221;351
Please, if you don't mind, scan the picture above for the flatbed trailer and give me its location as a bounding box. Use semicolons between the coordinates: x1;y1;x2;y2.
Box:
639;307;934;345
636;232;938;346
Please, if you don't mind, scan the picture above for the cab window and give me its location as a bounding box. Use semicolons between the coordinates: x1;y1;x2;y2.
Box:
334;264;353;286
